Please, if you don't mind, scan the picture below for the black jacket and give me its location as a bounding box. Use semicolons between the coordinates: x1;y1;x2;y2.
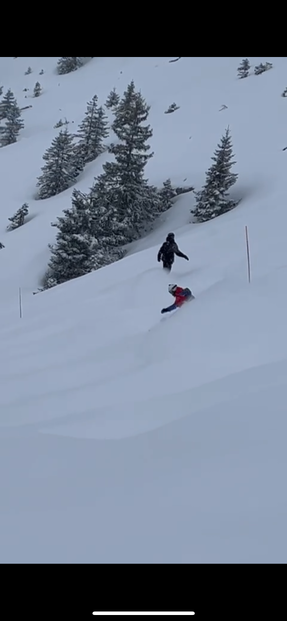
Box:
157;240;188;263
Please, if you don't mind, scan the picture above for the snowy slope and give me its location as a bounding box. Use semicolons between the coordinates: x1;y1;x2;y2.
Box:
1;57;287;562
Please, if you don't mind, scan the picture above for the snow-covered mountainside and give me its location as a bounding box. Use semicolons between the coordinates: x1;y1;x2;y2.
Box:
1;57;287;563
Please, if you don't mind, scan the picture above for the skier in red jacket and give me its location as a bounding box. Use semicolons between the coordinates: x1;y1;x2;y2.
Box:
161;284;194;314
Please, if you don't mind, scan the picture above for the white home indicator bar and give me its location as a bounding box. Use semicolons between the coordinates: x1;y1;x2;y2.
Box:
92;613;195;616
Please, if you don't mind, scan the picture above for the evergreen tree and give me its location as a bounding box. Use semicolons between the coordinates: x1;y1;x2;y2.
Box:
44;186;125;287
45;232;96;288
237;58;250;79
0;100;24;147
54;188;93;235
0;86;3;96
33;81;42;97
88;174;126;246
57;57;82;75
254;62;273;75
105;87;120;109
7;203;29;230
43;81;158;285
98;80;155;241
44;190;97;287
83;175;128;267
254;63;265;75
25;66;32;75
0;88;16;120
54;118;68;128
76;95;109;163
0;242;5;249
37;129;80;199
164;102;180;114
158;179;177;212
72;145;86;178
192;127;239;222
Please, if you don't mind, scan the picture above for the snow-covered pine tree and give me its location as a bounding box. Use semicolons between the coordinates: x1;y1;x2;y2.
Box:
0;88;16;120
37;128;80;199
84;178;126;270
69;81;159;273
139;182;162;231
0;86;3;96
192;127;239;222
88;174;125;246
105;87;120;109
76;95;109;164
25;66;32;75
0;242;5;249
81;174;127;268
52;188;93;235
57;57;83;75
164;102;180;114
33;81;42;97
254;63;265;75
72;146;86;178
54;118;68;128
98;80;156;242
43;189;97;287
237;58;250;79
158;178;177;212
254;62;273;75
45;233;96;288
7;203;29;230
0;100;24;147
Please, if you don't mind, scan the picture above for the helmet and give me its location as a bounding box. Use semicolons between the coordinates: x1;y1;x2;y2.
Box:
168;284;177;294
166;232;175;241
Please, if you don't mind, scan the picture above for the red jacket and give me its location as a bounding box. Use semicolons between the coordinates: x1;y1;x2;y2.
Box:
172;286;188;307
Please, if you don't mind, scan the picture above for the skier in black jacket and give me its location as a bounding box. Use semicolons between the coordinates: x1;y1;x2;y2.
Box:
157;233;189;272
